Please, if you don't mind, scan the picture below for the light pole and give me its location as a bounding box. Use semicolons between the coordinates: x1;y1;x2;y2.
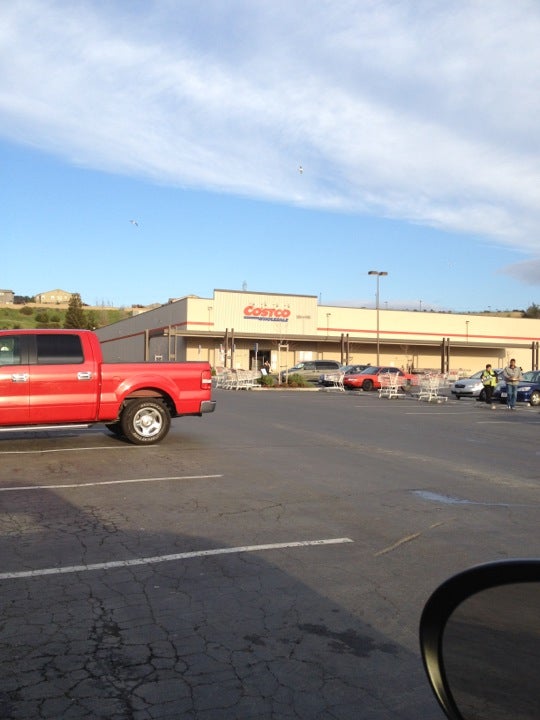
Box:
368;270;388;366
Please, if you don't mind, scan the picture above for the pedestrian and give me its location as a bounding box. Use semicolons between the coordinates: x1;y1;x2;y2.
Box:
503;358;522;410
480;363;498;409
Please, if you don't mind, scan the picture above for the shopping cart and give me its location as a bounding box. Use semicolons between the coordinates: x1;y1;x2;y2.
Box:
415;373;448;402
378;372;406;399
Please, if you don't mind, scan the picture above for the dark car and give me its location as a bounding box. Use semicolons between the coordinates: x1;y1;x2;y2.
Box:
318;364;369;386
492;370;540;406
343;365;413;391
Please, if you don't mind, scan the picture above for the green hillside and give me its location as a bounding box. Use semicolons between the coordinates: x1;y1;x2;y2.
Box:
0;305;131;330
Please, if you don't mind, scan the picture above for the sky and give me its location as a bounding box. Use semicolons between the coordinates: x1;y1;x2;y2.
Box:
1;1;540;313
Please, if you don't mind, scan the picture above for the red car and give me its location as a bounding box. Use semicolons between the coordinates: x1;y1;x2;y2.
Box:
343;365;413;391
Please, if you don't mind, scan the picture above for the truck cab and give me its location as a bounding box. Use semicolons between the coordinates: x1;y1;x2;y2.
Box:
0;330;100;425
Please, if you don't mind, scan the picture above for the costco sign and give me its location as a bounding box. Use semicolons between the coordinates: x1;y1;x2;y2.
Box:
243;305;290;322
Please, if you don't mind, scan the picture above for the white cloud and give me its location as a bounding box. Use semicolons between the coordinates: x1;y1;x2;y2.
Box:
1;0;540;253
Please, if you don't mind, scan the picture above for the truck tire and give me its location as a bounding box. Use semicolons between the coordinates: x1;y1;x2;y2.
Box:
120;399;171;445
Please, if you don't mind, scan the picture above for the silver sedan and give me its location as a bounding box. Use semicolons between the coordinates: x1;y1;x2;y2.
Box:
451;369;503;400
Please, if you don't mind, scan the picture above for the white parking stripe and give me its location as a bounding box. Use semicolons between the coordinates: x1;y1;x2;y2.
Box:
0;538;354;580
0;446;140;455
0;474;223;492
404;411;464;415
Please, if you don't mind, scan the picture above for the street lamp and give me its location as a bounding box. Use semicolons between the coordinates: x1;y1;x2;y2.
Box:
368;270;388;365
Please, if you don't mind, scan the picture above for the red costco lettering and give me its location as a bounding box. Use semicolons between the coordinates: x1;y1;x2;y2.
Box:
244;305;290;318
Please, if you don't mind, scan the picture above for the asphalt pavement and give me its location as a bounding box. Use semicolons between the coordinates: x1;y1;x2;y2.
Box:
1;389;538;719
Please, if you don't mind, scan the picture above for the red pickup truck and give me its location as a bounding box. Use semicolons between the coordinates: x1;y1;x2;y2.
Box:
0;329;215;445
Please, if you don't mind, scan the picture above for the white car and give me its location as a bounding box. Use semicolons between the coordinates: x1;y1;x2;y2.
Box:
451;369;503;400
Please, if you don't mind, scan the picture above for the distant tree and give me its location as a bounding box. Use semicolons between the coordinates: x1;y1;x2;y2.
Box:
35;310;50;323
525;303;540;319
64;293;86;328
85;310;98;330
14;295;34;304
19;306;34;316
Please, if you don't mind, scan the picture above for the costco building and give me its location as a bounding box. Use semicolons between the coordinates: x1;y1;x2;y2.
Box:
95;288;540;376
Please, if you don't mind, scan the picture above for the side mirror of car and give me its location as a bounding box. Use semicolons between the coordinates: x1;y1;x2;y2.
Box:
419;560;540;719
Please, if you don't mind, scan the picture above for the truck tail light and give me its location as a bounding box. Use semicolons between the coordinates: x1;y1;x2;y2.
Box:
201;370;213;388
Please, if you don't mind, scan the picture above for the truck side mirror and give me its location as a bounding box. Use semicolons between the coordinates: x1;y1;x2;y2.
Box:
419;560;540;720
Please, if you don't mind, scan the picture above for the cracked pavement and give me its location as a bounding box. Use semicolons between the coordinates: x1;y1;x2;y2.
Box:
1;390;539;718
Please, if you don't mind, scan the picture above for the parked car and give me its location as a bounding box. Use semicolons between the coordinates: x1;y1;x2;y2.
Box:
451;369;503;401
318;364;369;386
492;369;540;406
343;366;412;391
280;360;341;383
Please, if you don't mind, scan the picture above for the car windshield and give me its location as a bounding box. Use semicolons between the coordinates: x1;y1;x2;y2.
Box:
345;365;366;374
522;371;540;382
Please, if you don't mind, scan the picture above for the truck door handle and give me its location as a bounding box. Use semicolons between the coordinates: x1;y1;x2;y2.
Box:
77;372;93;380
11;373;29;383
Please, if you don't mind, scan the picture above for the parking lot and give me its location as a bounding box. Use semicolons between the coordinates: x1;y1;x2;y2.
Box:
1;388;539;719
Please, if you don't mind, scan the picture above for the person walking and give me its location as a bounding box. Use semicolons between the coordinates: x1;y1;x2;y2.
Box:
503;358;522;410
480;363;498;409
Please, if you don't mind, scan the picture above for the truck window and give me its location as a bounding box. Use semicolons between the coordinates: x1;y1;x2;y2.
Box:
35;334;84;365
0;336;22;366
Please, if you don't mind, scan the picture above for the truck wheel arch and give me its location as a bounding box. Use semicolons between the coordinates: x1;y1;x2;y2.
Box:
122;389;176;415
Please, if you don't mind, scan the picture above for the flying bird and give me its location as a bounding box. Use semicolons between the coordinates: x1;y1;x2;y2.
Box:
129;219;139;227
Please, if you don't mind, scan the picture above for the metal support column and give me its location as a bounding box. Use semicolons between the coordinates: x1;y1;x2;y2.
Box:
441;337;450;373
224;329;229;368
532;341;539;371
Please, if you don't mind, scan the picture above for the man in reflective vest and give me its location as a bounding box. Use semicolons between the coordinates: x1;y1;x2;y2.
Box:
481;363;498;409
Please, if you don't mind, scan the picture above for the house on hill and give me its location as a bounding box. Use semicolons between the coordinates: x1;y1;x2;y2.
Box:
35;289;73;304
0;289;14;304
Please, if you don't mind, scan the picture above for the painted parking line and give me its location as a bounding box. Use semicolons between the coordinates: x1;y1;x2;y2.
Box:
0;474;223;492
0;445;141;456
0;537;354;580
404;411;465;415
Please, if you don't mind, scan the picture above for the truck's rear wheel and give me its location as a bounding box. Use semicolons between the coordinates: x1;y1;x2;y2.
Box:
120;399;171;445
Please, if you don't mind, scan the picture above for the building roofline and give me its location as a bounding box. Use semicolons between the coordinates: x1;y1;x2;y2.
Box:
214;289;318;300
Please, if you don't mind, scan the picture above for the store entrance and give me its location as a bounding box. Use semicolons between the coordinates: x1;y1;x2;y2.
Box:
249;348;271;372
